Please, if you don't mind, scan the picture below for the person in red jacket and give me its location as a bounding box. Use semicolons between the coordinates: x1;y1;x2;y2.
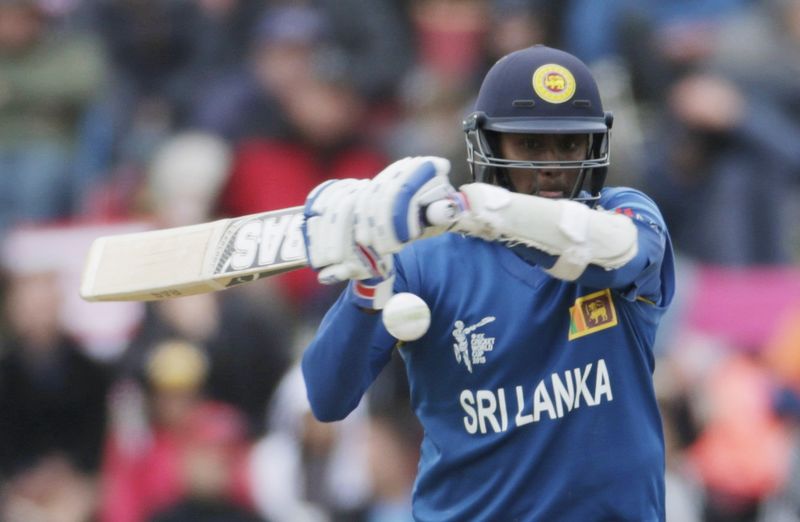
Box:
100;340;254;522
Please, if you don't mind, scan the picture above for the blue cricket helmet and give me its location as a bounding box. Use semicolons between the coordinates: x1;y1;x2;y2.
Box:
464;45;613;204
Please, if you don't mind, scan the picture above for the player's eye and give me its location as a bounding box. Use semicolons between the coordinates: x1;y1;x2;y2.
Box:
557;135;588;154
559;137;578;151
521;137;544;151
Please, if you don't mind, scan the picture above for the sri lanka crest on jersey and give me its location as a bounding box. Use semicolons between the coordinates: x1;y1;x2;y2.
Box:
452;316;496;373
568;289;618;340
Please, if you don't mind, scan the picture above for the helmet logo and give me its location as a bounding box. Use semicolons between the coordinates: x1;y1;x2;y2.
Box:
532;64;576;104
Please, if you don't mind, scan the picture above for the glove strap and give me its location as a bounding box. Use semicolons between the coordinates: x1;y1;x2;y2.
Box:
347;275;395;310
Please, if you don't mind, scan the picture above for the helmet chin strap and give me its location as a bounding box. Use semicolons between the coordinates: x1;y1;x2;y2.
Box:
568;169;588;199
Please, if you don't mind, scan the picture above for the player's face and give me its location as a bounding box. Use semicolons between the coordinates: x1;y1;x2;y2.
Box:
498;133;589;197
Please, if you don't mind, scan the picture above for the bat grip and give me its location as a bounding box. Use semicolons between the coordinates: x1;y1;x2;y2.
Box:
422;195;465;228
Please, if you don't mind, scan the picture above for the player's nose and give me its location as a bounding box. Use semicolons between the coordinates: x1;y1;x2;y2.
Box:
531;145;560;167
535;144;571;175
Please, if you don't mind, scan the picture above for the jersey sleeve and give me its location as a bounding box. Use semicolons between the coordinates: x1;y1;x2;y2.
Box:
301;261;410;422
588;188;674;305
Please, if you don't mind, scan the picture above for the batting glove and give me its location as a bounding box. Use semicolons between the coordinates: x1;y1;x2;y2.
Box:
302;178;395;309
354;156;454;256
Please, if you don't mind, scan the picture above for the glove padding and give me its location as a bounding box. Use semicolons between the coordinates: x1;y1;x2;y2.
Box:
354;156;453;256
303;178;391;278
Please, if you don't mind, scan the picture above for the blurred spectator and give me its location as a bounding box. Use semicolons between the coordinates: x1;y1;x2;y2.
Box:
556;0;626;65
409;0;488;86
210;9;388;313
91;0;193;117
644;0;800;265
191;5;327;142
688;354;792;521
124;290;294;436
147;402;266;522
249;365;371;522
99;128;235;225
484;0;551;63
85;0;259;184
0;269;111;522
0;0;106;235
307;0;413;103
557;1;754;197
179;0;267;93
143;131;233;227
84;0;185;185
194;0;413;141
100;340;255;522
559;0;748;101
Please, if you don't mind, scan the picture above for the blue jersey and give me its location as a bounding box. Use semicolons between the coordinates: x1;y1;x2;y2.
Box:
302;187;675;521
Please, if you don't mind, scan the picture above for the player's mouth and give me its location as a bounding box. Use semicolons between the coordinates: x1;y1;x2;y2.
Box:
537;190;565;198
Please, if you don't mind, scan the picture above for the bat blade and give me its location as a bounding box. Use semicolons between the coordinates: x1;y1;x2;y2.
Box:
80;206;308;302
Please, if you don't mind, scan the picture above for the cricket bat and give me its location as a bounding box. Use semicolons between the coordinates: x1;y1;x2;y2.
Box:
80;200;457;302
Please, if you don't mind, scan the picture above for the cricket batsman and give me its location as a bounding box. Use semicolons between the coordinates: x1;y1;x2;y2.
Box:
300;45;675;521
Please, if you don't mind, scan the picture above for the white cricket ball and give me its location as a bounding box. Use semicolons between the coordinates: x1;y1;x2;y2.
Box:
382;292;431;342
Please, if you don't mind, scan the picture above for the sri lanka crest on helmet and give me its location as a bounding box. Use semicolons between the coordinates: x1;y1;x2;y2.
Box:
532;63;576;104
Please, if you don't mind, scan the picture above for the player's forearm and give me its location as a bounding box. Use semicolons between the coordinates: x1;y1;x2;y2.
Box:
512;217;666;301
455;183;638;279
301;292;394;422
511;243;647;289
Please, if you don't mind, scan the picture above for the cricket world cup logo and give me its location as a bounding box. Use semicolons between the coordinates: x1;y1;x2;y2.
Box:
452;316;496;373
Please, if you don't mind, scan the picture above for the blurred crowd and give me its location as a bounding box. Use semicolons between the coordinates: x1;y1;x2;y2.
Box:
0;0;799;521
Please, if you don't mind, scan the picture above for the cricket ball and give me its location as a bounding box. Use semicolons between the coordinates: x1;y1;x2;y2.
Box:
382;292;431;342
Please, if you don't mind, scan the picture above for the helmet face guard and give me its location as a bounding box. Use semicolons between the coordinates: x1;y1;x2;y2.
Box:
464;46;613;205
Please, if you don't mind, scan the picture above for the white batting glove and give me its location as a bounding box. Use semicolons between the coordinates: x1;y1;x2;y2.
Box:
302;178;395;309
354;156;454;256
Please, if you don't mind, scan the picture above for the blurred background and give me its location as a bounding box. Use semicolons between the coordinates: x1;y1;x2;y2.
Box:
0;0;799;520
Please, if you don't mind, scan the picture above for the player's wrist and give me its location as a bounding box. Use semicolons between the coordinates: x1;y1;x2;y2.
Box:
345;275;395;310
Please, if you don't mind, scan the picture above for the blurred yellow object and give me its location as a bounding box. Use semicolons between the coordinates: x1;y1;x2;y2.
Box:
146;340;209;391
765;306;800;391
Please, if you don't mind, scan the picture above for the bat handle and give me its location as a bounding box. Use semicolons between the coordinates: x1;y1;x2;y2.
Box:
422;195;465;228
